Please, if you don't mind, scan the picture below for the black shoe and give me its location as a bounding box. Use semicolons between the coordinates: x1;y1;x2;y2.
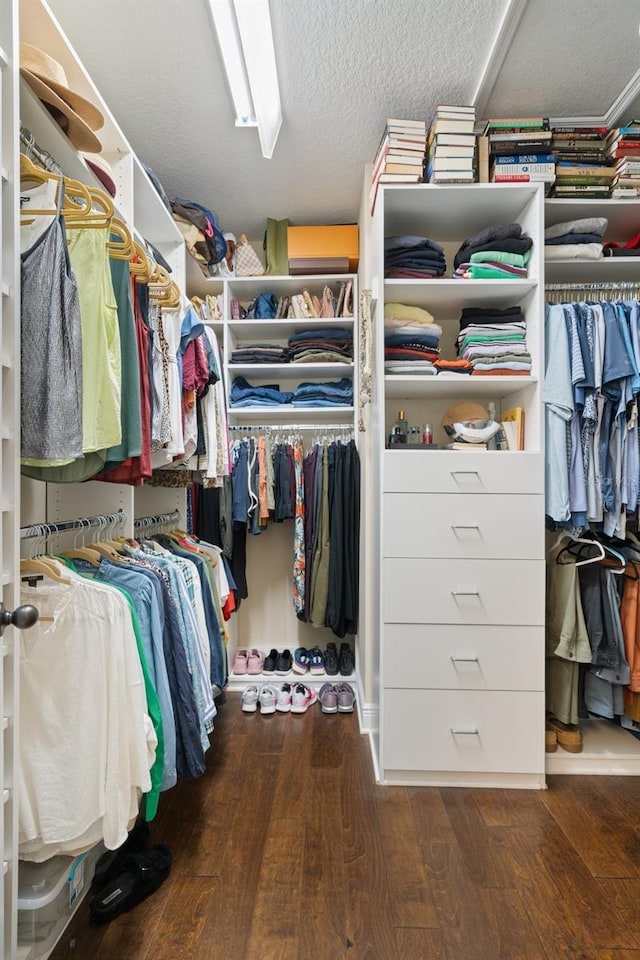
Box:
324;645;339;676
92;819;149;892
275;648;292;674
263;648;278;673
90;844;172;923
339;643;355;677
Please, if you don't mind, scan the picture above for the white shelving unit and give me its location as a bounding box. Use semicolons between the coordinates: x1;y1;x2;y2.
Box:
0;4;21;957
370;182;547;789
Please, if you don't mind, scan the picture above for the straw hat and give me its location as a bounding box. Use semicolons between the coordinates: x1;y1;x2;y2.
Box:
441;401;489;427
20;42;104;153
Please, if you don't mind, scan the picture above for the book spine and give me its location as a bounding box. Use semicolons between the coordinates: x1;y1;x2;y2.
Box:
492;163;555;176
492;173;554;182
492;154;555;164
489;141;552;154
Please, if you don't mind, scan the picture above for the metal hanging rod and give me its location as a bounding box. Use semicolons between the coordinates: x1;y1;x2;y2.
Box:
20;127;62;175
133;510;181;529
545;281;640;292
228;423;353;432
20;512;125;540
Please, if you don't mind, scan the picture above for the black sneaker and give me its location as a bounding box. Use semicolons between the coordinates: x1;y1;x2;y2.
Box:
324;644;339;676
275;648;292;675
263;648;278;673
339;643;355;677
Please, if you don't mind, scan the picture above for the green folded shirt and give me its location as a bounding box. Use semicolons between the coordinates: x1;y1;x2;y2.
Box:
469;250;531;267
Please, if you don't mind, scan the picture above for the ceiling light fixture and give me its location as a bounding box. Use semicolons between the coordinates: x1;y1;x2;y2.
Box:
208;0;282;159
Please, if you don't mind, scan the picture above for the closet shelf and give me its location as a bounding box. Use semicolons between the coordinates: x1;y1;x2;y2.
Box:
384;374;538;399
228;318;355;339
546;719;640;776
228;669;357;691
383;279;536;312
227;405;355;421
545;198;640;238
544;258;640;283
229;363;354;379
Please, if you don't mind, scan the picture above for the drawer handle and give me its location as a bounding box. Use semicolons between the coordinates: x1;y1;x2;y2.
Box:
451;590;480;598
450;728;479;736
451;470;480;479
450;656;479;663
451;524;481;532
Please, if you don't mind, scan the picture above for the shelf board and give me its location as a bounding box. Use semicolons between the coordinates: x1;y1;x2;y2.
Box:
132;156;183;245
229;363;354;379
385;374;538;398
228;405;354;421
544;257;640;284
545;198;640;239
382;183;541;238
383;279;537;312
228;669;357;692
546;718;640;775
228;317;354;339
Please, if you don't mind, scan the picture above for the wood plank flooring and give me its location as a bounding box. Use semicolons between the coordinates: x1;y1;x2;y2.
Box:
47;694;640;960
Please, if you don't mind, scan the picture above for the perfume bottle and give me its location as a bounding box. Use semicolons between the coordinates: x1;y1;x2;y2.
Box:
394;409;408;438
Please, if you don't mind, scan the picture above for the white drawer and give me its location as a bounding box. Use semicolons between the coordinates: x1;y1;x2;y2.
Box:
383;493;544;559
383;624;544;691
383;450;543;494
383;558;544;625
382;689;545;774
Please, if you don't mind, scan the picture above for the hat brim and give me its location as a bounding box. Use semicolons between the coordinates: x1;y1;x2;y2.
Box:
81;155;116;198
21;69;103;153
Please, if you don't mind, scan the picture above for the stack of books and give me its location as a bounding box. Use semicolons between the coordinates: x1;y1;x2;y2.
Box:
483;118;554;192
369;118;428;213
551;125;614;198
606;123;640;198
425;105;476;184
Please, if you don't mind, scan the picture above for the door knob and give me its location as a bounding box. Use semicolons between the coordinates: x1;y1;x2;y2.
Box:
0;603;39;636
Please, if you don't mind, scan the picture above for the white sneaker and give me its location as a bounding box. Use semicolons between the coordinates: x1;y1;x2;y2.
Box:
276;682;293;713
241;684;260;713
259;684;277;715
291;683;318;714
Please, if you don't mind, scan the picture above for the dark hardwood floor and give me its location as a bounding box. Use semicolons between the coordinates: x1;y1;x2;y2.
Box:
48;694;640;960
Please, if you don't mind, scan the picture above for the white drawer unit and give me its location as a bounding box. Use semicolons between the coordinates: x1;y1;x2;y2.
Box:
383;558;545;626
383;451;544;495
383;492;544;559
382;689;545;775
382;624;544;691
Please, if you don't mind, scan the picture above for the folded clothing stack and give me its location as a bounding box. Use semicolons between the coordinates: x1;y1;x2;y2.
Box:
288;327;353;364
230;342;289;364
383;301;442;375
230;376;294;406
292;378;353;407
384;235;446;279
544;216;607;260
453;223;533;279
456;306;532;376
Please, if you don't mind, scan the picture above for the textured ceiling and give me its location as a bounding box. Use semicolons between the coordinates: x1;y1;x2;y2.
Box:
46;0;640;242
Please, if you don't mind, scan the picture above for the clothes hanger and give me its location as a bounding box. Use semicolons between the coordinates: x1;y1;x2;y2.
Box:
20;153;94;219
131;242;152;281
62;520;102;567
20;556;71;585
107;217;134;260
555;536;606;567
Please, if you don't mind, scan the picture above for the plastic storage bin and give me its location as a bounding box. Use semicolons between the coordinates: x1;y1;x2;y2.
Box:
17;844;102;960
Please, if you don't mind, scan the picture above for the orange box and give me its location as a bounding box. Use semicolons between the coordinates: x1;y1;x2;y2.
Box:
287;224;359;272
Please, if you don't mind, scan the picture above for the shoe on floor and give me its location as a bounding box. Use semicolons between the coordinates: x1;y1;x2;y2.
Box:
259;684;277;715
293;647;310;675
92;819;149;892
232;648;249;675
547;716;582;753
241;684;260;713
247;648;265;675
90;844;172;924
319;683;338;714
263;648;278;673
324;644;339;676
291;683;318;714
309;646;325;676
339;643;355;677
545;721;558;753
276;682;293;713
275;649;293;675
334;682;355;713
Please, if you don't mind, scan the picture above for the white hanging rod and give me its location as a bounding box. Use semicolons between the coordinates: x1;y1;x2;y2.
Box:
20;512;125;539
133;510;181;529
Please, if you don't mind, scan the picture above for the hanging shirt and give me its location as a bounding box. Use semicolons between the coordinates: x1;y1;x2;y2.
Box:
544;304;574;522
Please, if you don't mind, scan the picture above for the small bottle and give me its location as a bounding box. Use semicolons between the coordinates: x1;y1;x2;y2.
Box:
395;409;408;437
423;422;433;445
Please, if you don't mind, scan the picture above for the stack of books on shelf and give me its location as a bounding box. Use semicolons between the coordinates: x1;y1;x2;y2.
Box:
550;124;614;198
482;117;554;193
369;117;428;213
606;122;640;198
425;105;476;183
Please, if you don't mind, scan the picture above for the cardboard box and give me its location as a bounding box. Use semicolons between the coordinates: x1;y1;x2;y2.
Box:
287;224;359;272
